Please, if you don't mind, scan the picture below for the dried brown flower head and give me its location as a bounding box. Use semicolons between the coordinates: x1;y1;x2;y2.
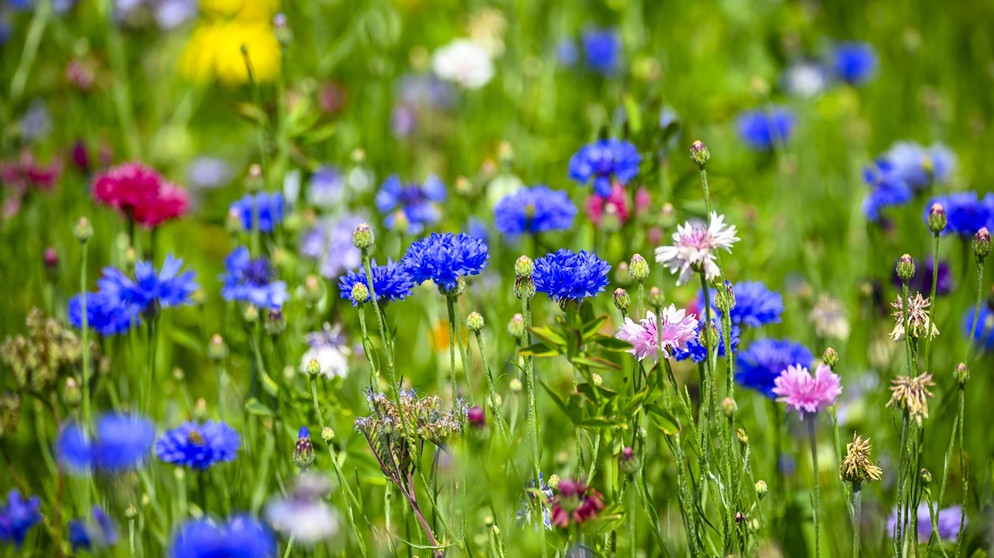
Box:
889;293;938;342
840;433;883;484
887;373;936;425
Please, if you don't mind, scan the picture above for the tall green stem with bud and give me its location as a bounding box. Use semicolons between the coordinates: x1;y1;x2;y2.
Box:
74;218;93;430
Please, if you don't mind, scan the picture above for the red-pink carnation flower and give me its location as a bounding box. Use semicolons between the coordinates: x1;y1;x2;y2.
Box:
0;151;61;191
772;363;842;418
551;479;604;528
586;183;651;227
93;162;189;228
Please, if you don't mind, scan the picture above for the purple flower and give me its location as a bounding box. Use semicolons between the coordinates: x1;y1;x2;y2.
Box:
375;175;446;234
533;249;610;303
615;305;698;361
494;185;576;236
772;363;842;419
219;247;288;309
401;232;489;292
300;215;364;279
887;504;963;542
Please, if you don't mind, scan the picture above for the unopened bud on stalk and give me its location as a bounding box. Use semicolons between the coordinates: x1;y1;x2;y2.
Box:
73;217;93;243
226;209;242;234
973;227;991;263
647;287;665;308
592;374;603;387
306;359;321;378
614;262;632;286
714;281;735;313
264;309;285;336
514;255;534;277
507;314;524;339
321;427;335;442
755;480;768;500
208;334;228;362
273;13;292;46
467;312;485;332
896;254;915;283
44;247;58;274
919;468;932;487
822;347;838;370
62;378;81;405
514;275;536;300
509;378;522;392
245;164;263;192
293;427;315;469
613;288;631;312
721;397;737;418
690;140;710;168
700;321;719;349
927;203;946;235
243;305;259;323
350;283;369;304
619;446;640;475
352;223;374;249
125;504;138;520
629;254;650;281
303;274;323;303
954;362;969;387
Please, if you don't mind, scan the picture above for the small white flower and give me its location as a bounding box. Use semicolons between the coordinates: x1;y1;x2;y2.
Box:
432;39;494;89
809;294;850;340
265;474;340;545
299;323;351;378
655;212;739;286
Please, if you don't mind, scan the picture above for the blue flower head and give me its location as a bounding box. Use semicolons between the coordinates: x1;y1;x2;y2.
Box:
155;421;241;470
736;108;795;150
231;192;284;233
220;247;289;309
99;255;198;312
533;249;610;303
494;186;577;237
556;39;579;67
58;413;156;473
0;490;42;547
830;42;877;85
735;338;814;398
581;28;621;75
299;215;364;279
673;318;741;364
68;290;139;336
170;515;275;558
68;506;118;552
963;303;994;352
714;281;783;328
306;165;345;208
885;142;955;191
926;192;994;237
568;139;641;196
862;160;913;221
338;259;414;306
375;175;446;234
401;232;489;293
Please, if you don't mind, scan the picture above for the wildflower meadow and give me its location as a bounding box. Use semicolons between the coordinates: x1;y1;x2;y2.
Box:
3;1;994;557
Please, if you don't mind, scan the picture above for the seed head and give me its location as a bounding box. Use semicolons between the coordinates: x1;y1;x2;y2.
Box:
839;433;883;484
887;373;936;426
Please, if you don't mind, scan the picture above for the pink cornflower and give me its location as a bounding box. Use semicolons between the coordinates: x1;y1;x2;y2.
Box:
551;479;604;528
655;212;739;285
772;363;842;418
615;304;698;361
1;151;62;217
93;162;189;228
585;183;652;227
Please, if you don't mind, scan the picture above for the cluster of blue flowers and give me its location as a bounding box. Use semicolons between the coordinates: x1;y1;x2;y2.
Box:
170;515;275;558
338;259;414;305
533;249;611;303
375;175;446;234
0;490;42;547
156;421;242;470
568;139;641;196
926;191;994;237
58;413;156;473
299;215;364;279
68;255;198;335
220;247;289;309
829;42;878;85
494;185;577;237
862;141;955;221
231;192;285;233
736;107;796;150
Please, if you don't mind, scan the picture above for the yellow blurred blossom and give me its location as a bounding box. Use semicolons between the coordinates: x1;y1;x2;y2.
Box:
179;1;280;86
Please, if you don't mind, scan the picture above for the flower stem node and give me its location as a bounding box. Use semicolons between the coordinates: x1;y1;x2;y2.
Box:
896;254;916;283
613;288;631;312
647;286;665;309
73;217;93;243
973;227;991;262
690;140;710;169
352;223;374;250
821;347;838;370
467;312;485;332
954;362;970;387
927;202;947;235
629;254;650;281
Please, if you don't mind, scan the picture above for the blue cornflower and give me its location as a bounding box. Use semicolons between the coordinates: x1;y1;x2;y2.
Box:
673;318;741;364
735;338;813;398
57;413;156;473
300;215;364;279
68;290;138;335
402;232;489;293
533;249;610;303
714;281;783;328
829;42;877;85
466;218;489;242
581;28;621;75
736;107;795;150
306;165;345;209
494;186;577;237
963;304;994;352
99;255;198;312
170;515;275;558
568;139;641;197
884;142;955;191
375;175;446;234
231;192;284;233
516;473;554;531
862;160;913;221
0;490;42;547
926;192;994;237
155;421;241;470
68;506;117;552
219;247;289;309
338;259;414;306
556;39;579;67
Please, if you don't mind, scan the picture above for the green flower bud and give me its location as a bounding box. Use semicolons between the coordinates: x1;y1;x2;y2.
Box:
614;262;632;286
467;312;485;332
613;288;631;312
919;468;932;487
321;426;335;442
954;362;969;387
303;274;323;303
755;480;768;500
306;359;321;378
351;282;370;304
293;427;315;470
647;286;665;308
690;140;710;168
514;275;536;300
243;305;259;323
73;217;93;243
208;334;228;362
721;397;737;418
973;227;991;263
264;309;286;336
714;281;735;314
352;223;374;249
619;446;640;475
245;164;263;192
630;254;650;281
507;313;524;339
822;347;838;370
896;254;915;283
509;378;522;392
514;255;534;278
927;202;946;235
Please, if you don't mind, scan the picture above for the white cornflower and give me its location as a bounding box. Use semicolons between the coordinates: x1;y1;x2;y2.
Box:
432;39;495;89
654;212;739;285
265;474;340;545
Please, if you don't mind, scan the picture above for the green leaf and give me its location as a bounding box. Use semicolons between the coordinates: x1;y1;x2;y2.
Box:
577;382;619;401
529;326;567;348
623;95;643;134
645;404;680;435
576;416;621;428
260;371;279;397
592;335;633;352
244;398;274;417
571;356;621;372
518;343;561;358
581;315;608;339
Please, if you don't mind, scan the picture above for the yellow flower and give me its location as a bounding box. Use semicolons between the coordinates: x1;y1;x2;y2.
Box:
180;20;280;86
199;0;279;20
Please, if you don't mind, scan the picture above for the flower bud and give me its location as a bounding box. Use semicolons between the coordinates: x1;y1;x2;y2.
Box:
822;347;838;370
514;275;536;300
927;202;946;235
507;314;524;339
264;309;285;336
293;427;315;470
954;362;969;387
755;480;768;500
62;378;81;405
43;247;58;274
721;397;737;418
592;373;603;387
124;504;138;520
509;378;522;392
896;254;915;283
306;359;321;378
243;305;259;323
303;274;323;303
690;140;710;168
321;426;335;442
919;468;932;487
514;255;534;278
273;13;292;46
619;446;640;475
350;282;370;304
73;217;93;243
352;223;374;249
614;262;632;286
613;288;631;312
468;406;486;428
973;227;991;263
700;321;719;349
714;281;735;314
226;209;242;234
245;164;263;192
647;286;665;308
467;312;485;332
547;474;560;490
629;254;650;281
737;428;748;444
208;334;228;362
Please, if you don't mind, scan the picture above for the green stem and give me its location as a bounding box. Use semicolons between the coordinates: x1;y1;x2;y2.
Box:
445;295;460;407
9;0;52;103
808;419;821;558
966;260;986;362
241;48;269;191
851;483;862;558
142;318;158;415
474;330;509;440
956;388;967;558
80;238;91;429
921;235;941;368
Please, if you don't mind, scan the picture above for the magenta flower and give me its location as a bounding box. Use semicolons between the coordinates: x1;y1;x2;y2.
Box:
615;305;698;361
772;363;842;418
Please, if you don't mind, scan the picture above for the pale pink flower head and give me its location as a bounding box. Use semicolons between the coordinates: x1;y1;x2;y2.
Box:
772;363;842;419
654;212;739;285
615;304;698;361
